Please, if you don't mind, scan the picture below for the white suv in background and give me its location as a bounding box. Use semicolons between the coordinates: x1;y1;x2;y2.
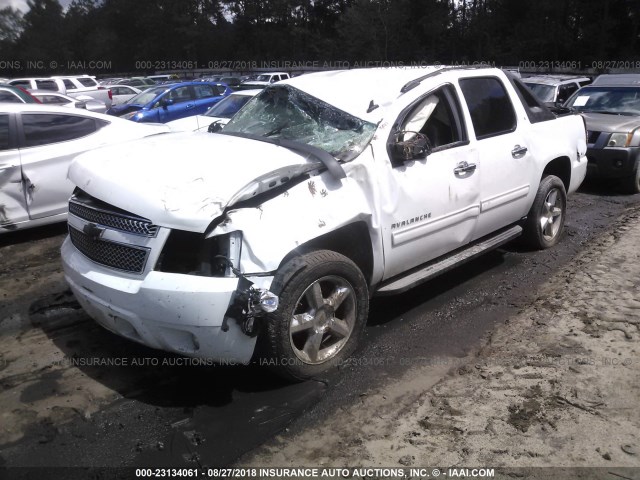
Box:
523;75;592;106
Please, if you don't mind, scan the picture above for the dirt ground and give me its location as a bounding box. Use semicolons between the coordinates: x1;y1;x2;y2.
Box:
241;209;640;471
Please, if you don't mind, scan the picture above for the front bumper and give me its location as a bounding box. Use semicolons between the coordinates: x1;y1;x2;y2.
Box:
62;238;257;363
586;146;640;180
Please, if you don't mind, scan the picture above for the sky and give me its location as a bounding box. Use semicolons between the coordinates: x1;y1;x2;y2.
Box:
3;0;74;13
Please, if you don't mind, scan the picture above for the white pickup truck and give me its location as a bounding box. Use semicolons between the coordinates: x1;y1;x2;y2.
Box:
61;66;588;380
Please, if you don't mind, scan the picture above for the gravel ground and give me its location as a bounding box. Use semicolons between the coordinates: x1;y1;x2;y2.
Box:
241;208;640;474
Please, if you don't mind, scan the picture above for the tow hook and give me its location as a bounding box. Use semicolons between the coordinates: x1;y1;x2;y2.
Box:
222;276;279;337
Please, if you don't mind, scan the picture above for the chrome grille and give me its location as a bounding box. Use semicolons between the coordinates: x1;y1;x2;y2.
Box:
69;226;149;274
69;196;158;237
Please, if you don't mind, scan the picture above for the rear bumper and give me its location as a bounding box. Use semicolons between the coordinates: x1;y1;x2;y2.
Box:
569;153;588;194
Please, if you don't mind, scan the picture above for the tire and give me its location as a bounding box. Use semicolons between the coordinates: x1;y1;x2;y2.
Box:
623;163;640;194
264;250;369;381
522;175;567;249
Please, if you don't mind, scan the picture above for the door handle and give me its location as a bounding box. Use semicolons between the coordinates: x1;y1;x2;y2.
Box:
511;145;528;158
454;161;477;175
186;104;195;109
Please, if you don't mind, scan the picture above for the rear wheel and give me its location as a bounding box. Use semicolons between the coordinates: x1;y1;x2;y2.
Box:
265;250;369;381
522;175;566;249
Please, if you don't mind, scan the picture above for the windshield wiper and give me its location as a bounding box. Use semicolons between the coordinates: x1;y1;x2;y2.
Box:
264;122;289;137
220;131;346;180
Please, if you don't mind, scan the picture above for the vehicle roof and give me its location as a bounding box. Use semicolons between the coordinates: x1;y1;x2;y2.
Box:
281;66;468;121
523;75;590;85
50;75;96;79
591;74;640;86
8;77;59;82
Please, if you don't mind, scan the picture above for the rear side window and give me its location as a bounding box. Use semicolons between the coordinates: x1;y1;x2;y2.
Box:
459;77;517;139
0;115;10;150
77;78;97;87
193;84;217;99
37;94;67;105
35;80;59;91
22;114;98;147
9;80;31;89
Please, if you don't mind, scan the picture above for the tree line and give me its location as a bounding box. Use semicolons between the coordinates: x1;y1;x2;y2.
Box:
0;0;639;76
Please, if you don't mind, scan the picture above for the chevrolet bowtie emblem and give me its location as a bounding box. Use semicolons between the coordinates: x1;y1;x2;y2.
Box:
83;223;105;240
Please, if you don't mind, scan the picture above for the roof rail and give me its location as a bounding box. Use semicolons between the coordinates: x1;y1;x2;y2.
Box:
400;64;493;94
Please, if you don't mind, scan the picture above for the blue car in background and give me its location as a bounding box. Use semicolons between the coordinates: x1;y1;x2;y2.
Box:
107;82;231;123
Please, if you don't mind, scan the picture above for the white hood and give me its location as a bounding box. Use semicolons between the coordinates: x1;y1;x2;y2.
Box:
69;131;319;232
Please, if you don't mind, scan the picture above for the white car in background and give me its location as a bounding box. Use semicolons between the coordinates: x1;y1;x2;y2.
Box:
0;103;169;232
109;84;142;106
166;89;259;132
29;90;108;113
8;75;113;108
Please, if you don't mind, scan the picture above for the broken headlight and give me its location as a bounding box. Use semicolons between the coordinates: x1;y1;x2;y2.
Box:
156;230;242;277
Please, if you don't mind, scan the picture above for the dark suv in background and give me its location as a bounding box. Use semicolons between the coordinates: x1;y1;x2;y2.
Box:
564;74;640;193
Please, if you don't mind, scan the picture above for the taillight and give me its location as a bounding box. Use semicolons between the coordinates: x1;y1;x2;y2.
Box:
98;86;113;100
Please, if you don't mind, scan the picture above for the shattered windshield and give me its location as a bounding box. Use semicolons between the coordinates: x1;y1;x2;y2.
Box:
565;87;640;115
222;85;377;161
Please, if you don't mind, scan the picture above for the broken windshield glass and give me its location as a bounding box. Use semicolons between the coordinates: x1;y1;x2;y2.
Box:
221;85;377;162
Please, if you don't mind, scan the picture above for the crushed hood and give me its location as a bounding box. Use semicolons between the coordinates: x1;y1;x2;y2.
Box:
582;112;640;133
68;132;321;232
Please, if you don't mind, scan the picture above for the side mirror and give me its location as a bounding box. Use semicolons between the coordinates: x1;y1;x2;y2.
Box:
208;121;223;133
389;131;432;163
161;98;174;108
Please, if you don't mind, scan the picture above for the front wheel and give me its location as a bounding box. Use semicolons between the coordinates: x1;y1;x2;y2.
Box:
623;163;640;194
522;175;567;249
264;250;369;381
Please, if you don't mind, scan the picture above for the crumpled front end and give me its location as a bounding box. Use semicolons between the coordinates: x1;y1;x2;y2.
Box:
61;191;270;363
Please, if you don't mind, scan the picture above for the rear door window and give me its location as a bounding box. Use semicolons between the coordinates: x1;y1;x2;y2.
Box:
35;80;59;91
459;77;517;139
168;86;193;104
22;114;98;147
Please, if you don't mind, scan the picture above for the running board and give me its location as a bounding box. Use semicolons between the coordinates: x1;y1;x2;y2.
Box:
376;225;523;296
